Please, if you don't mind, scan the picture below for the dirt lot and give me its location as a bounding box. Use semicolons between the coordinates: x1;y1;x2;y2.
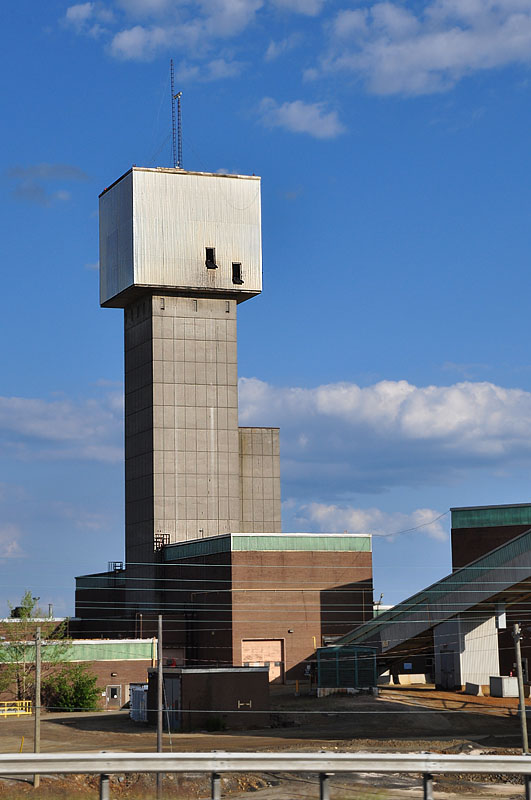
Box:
0;686;529;799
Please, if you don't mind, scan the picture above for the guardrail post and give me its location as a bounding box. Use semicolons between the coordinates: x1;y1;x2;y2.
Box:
423;773;434;800
525;773;530;800
211;771;221;800
319;772;332;800
100;773;110;800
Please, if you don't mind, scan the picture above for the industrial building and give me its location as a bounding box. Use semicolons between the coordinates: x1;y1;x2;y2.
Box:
337;503;531;691
0;625;155;710
73;166;374;679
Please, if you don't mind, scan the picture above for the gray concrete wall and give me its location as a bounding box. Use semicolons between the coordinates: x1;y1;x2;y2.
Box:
124;296;155;569
239;428;281;533
125;294;241;572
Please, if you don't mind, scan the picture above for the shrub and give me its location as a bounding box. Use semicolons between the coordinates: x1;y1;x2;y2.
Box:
42;664;100;712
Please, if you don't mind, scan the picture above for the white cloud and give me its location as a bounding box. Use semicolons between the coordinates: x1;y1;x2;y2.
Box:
319;0;531;95
239;377;531;496
202;0;264;36
258;97;346;138
271;0;324;16
65;2;95;27
331;8;368;40
265;33;302;60
64;2;114;34
64;0;323;62
292;503;448;540
175;58;243;81
0;392;123;463
114;0;174;15
110;24;174;59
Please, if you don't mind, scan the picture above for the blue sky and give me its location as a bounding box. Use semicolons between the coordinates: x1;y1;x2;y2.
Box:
3;0;531;615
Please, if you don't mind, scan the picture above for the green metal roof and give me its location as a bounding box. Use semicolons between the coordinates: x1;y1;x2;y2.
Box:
451;504;531;529
232;535;370;552
0;640;155;664
164;533;371;561
64;640;155;662
164;535;231;560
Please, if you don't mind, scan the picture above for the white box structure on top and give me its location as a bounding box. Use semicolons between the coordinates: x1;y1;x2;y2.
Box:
99;167;262;308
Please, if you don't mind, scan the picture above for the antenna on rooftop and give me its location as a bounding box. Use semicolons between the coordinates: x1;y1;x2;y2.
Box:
170;60;183;169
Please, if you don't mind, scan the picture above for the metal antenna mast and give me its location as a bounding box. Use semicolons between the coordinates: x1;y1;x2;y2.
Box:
176;91;183;168
170;59;183;169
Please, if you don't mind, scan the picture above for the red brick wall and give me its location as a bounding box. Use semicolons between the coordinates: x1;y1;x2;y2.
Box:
231;550;373;680
451;525;531;569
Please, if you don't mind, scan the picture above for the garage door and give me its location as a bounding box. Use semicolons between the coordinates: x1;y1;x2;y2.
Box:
241;639;284;683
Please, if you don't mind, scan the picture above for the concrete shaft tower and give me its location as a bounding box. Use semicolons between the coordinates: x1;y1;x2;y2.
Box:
99;167;281;573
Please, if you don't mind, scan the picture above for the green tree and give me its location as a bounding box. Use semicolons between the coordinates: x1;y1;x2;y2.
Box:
0;591;71;700
42;664;100;712
9;590;43;619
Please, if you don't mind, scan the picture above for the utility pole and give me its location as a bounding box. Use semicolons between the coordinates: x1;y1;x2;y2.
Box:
157;614;163;799
512;623;529;754
33;626;41;788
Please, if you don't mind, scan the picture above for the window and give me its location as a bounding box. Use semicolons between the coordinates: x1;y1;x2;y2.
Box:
232;262;244;284
109;687;119;699
205;247;217;269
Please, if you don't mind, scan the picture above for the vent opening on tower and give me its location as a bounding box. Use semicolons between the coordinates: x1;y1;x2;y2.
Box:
232;262;244;285
205;247;217;269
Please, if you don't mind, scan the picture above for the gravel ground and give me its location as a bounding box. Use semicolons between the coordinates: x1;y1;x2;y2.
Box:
0;686;528;798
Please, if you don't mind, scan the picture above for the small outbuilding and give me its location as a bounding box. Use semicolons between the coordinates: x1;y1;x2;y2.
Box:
147;666;269;731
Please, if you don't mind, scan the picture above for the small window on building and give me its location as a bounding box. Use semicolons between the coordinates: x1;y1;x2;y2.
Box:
109;687;119;699
205;247;217;269
232;262;244;284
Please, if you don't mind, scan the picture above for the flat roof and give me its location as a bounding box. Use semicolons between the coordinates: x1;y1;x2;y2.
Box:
163;532;372;561
451;504;531;530
100;166;260;197
450;503;531;512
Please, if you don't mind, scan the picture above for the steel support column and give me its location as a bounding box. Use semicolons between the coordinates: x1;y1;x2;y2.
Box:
319;771;333;800
100;774;110;800
211;771;221;800
423;772;434;800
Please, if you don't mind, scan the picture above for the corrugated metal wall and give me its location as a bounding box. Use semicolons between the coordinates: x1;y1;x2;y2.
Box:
99;168;262;306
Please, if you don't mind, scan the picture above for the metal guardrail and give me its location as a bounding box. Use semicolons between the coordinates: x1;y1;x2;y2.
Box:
0;701;32;718
1;751;531;800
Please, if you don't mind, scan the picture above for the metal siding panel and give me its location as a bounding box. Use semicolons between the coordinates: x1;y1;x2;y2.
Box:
164;535;231;561
133;170;262;294
99;171;133;305
459;616;499;685
231;535;371;552
452;506;531;529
